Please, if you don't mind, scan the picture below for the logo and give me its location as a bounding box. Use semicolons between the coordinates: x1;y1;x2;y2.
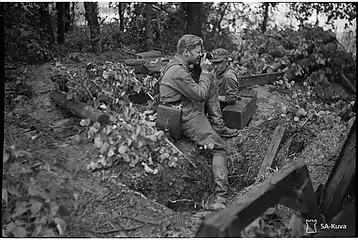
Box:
306;219;317;234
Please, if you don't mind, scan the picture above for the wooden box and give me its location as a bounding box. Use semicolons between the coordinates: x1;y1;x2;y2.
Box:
222;94;257;130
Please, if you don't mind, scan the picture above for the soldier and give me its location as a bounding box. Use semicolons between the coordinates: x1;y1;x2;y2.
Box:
159;34;238;210
211;48;243;110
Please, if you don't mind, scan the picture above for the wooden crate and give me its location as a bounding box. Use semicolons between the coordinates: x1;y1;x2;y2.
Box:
222;94;257;130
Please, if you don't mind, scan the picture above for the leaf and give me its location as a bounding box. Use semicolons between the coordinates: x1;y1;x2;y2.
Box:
100;104;107;110
93;101;100;109
2;188;8;205
79;119;91;127
30;199;43;215
3;150;10;163
13;226;27;237
93;122;101;129
11;204;29;218
108;149;115;158
6;222;16;233
66;93;73;100
288;213;304;237
94;136;103;149
106;125;113;135
54;217;66;236
118;145;127;154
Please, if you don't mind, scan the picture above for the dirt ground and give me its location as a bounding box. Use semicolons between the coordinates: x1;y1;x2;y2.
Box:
3;56;355;237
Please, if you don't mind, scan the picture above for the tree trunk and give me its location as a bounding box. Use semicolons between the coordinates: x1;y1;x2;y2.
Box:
84;2;101;53
71;2;76;30
39;2;55;42
145;3;154;51
56;2;66;45
64;2;71;32
118;2;124;31
261;2;269;33
187;2;202;37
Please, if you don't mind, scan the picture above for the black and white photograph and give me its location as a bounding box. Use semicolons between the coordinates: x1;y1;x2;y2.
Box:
2;1;356;238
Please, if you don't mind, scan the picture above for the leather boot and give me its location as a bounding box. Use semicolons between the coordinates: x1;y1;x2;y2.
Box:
210;153;229;211
205;94;239;138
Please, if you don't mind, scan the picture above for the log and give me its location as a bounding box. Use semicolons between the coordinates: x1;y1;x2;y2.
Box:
256;125;286;182
320;120;356;221
196;160;310;237
123;59;146;66
238;72;285;87
135;50;162;59
50;90;110;125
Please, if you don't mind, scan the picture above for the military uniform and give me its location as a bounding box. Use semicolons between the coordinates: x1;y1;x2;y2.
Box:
212;48;243;110
159;55;229;209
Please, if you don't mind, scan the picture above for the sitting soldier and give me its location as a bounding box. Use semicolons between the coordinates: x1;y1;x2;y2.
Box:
159;34;238;210
211;48;243;110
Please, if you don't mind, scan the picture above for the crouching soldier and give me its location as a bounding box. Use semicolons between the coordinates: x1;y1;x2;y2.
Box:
211;48;242;110
159;34;236;210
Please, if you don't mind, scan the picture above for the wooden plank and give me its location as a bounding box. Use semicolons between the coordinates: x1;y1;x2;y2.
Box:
320;120;356;221
256;125;286;182
238;71;285;87
195;160;306;237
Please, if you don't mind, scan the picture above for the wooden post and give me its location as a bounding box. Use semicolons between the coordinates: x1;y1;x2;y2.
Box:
320;120;356;221
256;125;286;183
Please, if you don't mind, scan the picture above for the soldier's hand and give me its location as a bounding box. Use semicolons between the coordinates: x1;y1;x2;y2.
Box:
200;53;213;74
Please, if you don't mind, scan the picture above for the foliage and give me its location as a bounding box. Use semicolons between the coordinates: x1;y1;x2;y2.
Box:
54;60;180;171
289;3;356;28
2;147;67;237
3;3;57;64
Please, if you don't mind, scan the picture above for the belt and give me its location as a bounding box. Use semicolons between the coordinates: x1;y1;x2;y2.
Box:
161;100;182;109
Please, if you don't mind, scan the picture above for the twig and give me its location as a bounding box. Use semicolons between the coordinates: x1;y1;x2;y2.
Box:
164;138;197;168
168;199;194;204
95;225;142;234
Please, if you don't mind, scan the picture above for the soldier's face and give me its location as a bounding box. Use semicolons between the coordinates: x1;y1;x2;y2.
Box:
186;45;203;65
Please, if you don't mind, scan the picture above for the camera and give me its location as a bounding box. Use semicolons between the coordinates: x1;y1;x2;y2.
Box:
205;52;213;60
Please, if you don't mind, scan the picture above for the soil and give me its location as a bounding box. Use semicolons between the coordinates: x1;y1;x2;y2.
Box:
4;54;355;237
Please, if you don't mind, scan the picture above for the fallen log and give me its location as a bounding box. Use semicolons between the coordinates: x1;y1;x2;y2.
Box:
50;90;110;125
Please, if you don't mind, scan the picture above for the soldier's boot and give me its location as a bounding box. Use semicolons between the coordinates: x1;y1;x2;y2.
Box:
206;95;239;138
210;153;229;211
